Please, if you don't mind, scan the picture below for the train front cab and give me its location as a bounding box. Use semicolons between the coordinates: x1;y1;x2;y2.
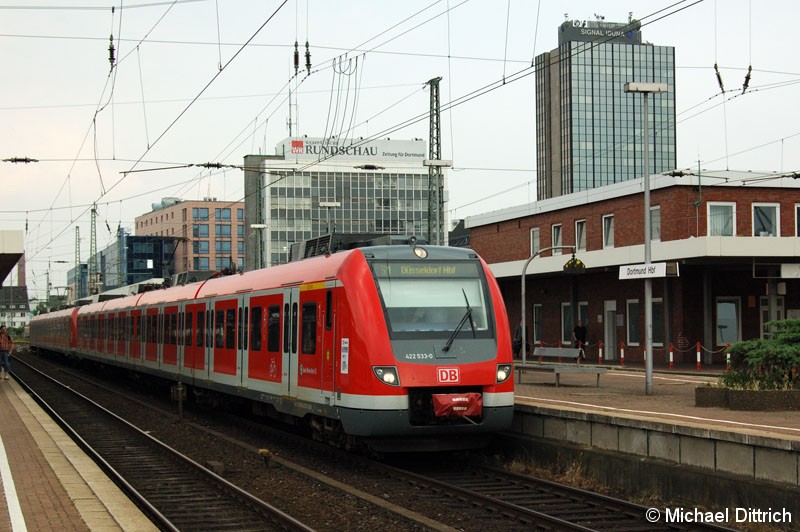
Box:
333;246;515;451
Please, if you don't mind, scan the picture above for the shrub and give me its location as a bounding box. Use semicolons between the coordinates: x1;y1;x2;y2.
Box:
723;320;800;390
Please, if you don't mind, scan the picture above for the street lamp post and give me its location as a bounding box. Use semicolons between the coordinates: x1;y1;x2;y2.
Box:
624;81;667;395
520;245;576;365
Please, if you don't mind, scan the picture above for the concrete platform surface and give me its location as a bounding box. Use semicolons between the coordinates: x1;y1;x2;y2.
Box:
514;363;800;442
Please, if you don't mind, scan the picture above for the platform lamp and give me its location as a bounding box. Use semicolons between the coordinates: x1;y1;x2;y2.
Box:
624;81;667;395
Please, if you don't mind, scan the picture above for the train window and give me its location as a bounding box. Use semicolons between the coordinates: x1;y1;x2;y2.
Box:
250;306;262;351
268;305;280;353
242;307;249;351
301;303;317;354
196;311;204;347
215;310;225;348
225;308;236;349
291;303;298;354
283;303;289;353
237;307;244;350
185;312;193;347
207;310;214;348
325;290;333;330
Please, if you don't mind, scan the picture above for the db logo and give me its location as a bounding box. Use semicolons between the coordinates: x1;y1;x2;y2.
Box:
437;367;460;383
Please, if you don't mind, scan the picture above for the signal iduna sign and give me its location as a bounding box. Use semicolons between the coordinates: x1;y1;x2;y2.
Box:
619;262;667;280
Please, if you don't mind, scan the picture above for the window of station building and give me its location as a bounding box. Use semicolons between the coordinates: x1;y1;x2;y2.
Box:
650;206;661;241
237;225;245;238
193;240;209;254
530;228;540;257
602;215;615;248
193;224;209;238
626;299;640;346
215;257;231;270
551;224;562;255
575;220;586;251
237;241;245;255
560;302;587;345
237;257;244;270
194;257;209;271
215;208;231;222
753;203;779;237
795;204;800;236
237;209;244;222
192;207;209;221
708;202;735;236
716;297;741;345
216;225;232;238
532;304;543;344
653;298;664;347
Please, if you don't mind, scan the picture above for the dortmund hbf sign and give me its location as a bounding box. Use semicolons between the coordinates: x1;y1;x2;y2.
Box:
619;262;680;280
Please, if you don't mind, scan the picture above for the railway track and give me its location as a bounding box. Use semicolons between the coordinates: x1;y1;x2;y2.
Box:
12;359;314;532
393;462;737;531
17;351;738;531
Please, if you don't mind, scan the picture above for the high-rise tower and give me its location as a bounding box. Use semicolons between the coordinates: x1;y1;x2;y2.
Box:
535;18;676;199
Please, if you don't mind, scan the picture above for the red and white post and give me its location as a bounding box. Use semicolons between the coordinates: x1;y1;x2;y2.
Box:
696;341;702;371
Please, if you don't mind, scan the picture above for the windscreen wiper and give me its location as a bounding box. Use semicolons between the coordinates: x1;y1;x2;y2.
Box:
442;289;476;352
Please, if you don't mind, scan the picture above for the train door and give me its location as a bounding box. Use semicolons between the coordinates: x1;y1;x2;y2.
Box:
162;305;179;367
247;294;283;386
144;307;159;364
184;302;205;378
130;310;142;364
117;311;127;358
212;298;238;379
237;295;249;387
282;286;300;397
321;288;336;403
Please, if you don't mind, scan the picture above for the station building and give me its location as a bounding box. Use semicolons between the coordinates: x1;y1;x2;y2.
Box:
244;136;440;269
466;170;800;365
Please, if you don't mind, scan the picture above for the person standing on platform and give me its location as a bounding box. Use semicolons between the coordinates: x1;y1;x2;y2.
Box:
0;325;13;380
512;320;529;359
572;319;587;360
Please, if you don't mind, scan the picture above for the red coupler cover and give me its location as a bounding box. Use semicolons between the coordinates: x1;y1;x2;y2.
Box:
432;392;482;417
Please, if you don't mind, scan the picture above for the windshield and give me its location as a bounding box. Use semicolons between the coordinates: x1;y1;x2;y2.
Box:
373;261;491;335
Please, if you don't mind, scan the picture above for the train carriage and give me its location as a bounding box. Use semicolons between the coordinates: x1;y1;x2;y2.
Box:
31;243;515;452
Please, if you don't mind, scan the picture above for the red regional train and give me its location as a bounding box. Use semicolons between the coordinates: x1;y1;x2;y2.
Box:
30;243;515;452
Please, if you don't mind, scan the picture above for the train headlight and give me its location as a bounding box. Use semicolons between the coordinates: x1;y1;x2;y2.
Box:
496;364;512;384
372;366;400;386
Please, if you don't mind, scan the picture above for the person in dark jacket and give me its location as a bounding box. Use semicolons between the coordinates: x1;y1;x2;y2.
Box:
0;325;14;380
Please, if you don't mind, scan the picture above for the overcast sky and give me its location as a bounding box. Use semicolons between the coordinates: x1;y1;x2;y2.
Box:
2;0;799;299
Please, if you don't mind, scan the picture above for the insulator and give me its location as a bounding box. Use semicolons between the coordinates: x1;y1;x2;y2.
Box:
742;65;752;95
108;34;116;70
713;62;724;93
305;41;311;75
293;40;299;76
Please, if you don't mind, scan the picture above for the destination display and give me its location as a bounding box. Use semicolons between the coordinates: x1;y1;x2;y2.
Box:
373;262;479;278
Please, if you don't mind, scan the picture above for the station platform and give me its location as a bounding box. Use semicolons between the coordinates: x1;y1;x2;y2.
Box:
513;362;800;441
0;377;157;532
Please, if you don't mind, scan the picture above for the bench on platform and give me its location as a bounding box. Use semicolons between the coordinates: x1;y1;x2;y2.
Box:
516;347;608;387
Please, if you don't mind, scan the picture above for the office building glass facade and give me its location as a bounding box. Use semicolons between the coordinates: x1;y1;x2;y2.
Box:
536;20;676;199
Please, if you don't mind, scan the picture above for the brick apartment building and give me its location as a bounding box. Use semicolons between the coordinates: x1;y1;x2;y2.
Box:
466;171;800;366
135;197;246;276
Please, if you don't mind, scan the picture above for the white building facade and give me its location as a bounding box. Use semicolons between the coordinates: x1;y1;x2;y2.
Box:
245;137;444;268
